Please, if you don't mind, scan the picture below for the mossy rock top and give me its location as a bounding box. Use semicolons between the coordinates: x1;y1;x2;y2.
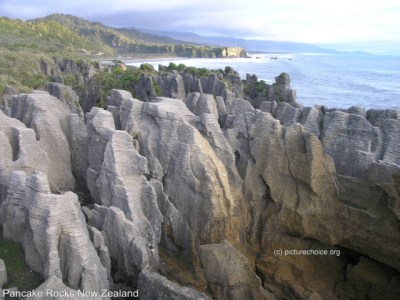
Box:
275;73;290;85
0;226;43;291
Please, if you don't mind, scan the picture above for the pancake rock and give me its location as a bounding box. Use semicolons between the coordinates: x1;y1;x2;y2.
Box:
9;90;81;193
0;70;399;299
0;171;108;292
0;259;6;288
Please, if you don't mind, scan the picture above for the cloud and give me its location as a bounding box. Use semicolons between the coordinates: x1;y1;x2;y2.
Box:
0;0;399;53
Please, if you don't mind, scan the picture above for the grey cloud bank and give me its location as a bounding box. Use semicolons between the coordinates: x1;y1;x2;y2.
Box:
1;0;399;54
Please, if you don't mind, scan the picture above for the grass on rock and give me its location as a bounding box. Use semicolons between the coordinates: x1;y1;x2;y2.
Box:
0;226;44;291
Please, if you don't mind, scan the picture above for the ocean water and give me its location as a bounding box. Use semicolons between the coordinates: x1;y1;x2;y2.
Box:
126;53;400;111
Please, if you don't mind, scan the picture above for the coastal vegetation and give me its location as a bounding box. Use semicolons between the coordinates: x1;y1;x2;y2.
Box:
0;14;248;99
0;226;43;291
1;14;247;59
0;46;63;94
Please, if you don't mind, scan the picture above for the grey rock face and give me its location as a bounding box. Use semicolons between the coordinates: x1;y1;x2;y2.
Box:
321;111;379;177
273;101;302;125
380;119;400;165
347;106;366;116
225;74;244;99
87;226;112;287
182;73;203;94
0;259;6;288
259;100;278;114
40;58;52;76
118;97;244;244
215;95;228;125
68;114;89;192
25;275;107;300
1;86;18;116
106;89;134;130
334;256;400;300
101;206;160;278
0;171;108;291
179;72;236;102
225;97;255;116
367;108;400;127
186;92;219;120
135;73;157;102
1;77;399;300
268;74;296;103
157;73;186;100
10;90;76;193
85;106;163;282
149;179;195;272
0;110;48;203
46;82;84;118
198;241;272;299
224;106;400;298
300;106;321;137
86;108;115;202
243;73;296;109
268;82;296;102
138;270;211;300
200;74;235;101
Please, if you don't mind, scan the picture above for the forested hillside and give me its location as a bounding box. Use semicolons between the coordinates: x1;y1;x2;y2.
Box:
0;14;248;96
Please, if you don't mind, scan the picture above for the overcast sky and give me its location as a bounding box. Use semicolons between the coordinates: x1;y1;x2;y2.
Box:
1;0;399;54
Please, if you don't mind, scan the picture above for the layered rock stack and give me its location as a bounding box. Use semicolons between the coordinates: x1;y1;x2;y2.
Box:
0;71;399;299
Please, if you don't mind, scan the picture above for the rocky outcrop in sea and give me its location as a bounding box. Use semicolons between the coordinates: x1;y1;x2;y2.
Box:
0;63;399;299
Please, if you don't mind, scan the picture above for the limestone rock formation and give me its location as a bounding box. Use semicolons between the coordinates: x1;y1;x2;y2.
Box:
138;270;211;300
10;90;77;193
135;73;157;102
225;74;244;99
199;74;235;101
0;171;108;291
1;86;18;116
0;110;48;203
46;82;84;118
0;70;399;299
156;72;186;100
101;81;400;299
0;259;6;288
198;241;272;299
186;92;219;120
85;106;164;285
25;275;100;300
116;96;245;245
268;73;296;103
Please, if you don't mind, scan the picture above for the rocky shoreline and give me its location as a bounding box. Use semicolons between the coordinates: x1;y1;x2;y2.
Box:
0;60;399;299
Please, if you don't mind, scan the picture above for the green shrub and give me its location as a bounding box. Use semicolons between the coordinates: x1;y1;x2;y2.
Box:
21;74;50;90
64;75;78;87
243;84;252;94
278;72;288;79
223;79;233;90
166;62;178;72
186;66;212;77
177;63;187;71
153;81;162;96
140;63;156;73
224;66;233;75
91;67;144;107
113;67;124;74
